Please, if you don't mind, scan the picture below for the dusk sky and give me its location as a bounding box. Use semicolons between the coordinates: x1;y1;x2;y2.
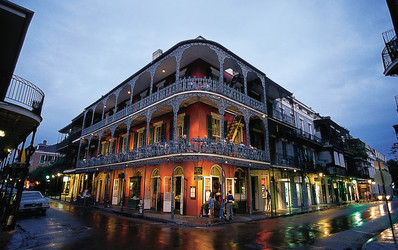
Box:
13;1;397;159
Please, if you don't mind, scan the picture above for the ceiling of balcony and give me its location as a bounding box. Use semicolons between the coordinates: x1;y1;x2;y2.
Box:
0;103;41;159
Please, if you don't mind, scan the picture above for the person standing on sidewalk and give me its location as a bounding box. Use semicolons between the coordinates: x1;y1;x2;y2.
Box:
226;190;234;220
208;193;216;219
266;190;271;211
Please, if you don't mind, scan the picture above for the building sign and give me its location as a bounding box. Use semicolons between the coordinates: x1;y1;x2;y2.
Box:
194;167;202;175
194;176;203;181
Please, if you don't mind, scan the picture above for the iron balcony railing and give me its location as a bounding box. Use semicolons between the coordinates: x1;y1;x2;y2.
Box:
294;129;323;144
382;29;398;73
77;138;269;168
82;77;266;135
5;75;45;116
271;153;295;167
271;109;294;126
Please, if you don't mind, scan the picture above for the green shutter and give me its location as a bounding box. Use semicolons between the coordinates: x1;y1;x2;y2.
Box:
183;115;190;139
118;138;123;152
224;120;228;139
169;119;174;140
149;128;154;145
134;132;138;148
207;115;213;139
161;123;166;142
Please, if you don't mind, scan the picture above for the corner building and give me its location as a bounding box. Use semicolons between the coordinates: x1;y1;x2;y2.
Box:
67;37;273;216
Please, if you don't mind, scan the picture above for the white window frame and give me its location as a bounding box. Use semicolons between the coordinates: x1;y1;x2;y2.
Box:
137;127;145;148
153;121;163;143
211;112;221;140
177;113;185;139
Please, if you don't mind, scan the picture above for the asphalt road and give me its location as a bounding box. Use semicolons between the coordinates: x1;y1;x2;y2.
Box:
1;199;397;249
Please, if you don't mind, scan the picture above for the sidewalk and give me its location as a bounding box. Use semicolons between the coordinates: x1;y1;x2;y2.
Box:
52;197;345;227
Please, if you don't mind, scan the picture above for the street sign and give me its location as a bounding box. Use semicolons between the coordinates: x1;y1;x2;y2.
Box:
374;171;392;186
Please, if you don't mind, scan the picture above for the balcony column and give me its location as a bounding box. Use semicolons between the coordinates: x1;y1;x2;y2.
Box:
218;104;225;140
82;111;87;130
146;112;151;146
76;139;83;167
102;103;106;120
261;117;270;160
97;132;103;156
126;123;131;151
219;63;224;84
149;68;155;96
87;136;92;159
244;115;251;146
113;95;118;116
91;109;95;126
109;130;115;155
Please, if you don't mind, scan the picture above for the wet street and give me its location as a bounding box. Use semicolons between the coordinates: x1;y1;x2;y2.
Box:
2;199;398;249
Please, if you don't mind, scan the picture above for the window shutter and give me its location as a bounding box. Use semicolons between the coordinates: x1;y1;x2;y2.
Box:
183;115;190;139
169;119;174;140
161;123;166;142
149;128;154;145
118;138;123;152
134;132;138;148
207;115;213;139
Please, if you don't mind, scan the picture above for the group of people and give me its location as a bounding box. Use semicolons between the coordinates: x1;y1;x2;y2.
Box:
208;190;235;220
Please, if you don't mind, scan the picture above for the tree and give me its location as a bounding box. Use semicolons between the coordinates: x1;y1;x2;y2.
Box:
387;159;398;190
390;142;398;160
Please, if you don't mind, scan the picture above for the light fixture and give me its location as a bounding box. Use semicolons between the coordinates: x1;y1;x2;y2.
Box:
104;105;107;108
262;115;266;118
57;173;61;177
319;173;323;177
128;90;131;94
368;179;372;184
162;69;166;73
0;130;5;137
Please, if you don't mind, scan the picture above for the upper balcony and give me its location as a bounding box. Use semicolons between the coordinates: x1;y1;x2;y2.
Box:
0;74;45;158
82;77;265;135
382;29;398;76
293;129;323;145
80;39;268;137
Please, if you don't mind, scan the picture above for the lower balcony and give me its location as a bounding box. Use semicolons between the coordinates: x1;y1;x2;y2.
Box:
77;138;269;170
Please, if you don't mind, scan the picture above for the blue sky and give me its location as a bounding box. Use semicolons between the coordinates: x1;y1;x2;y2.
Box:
13;0;397;158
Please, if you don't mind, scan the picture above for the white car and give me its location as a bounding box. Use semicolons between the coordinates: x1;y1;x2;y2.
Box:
19;191;50;214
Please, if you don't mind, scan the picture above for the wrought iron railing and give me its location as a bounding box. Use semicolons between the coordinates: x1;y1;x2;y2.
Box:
77;138;269;168
82;77;265;135
5;75;45;116
271;109;294;126
382;29;398;73
294;129;323;144
271;153;295;167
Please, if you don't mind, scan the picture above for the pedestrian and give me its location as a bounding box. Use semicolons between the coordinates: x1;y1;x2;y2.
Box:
266;189;271;211
208;193;216;219
226;190;234;220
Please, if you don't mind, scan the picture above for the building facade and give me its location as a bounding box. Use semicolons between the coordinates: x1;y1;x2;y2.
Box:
60;37;389;217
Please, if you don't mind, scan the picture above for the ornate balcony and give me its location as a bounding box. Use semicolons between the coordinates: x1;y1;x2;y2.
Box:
77;138;269;170
382;29;398;76
5;75;44;115
271;109;294;127
271;153;295;168
82;77;265;135
294;129;323;145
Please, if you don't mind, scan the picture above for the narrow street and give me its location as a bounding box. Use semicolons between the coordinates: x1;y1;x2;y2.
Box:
1;199;397;249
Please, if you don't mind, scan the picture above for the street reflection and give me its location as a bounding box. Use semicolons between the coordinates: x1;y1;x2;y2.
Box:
44;201;396;250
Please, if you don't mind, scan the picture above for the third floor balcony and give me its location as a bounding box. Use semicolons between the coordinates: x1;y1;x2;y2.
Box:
382;29;398;76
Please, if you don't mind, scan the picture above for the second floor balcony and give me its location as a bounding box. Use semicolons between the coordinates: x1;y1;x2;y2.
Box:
77;138;269;170
82;77;265;136
382;29;398;76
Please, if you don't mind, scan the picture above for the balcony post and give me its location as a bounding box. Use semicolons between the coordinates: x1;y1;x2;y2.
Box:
97;132;102;156
91;109;95;126
244;116;250;146
126;123;131;152
76;139;83;167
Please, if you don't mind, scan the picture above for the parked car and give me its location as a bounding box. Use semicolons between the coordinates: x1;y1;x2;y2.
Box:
18;191;50;214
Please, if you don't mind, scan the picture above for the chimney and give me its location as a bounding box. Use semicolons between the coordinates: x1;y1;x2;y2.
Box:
152;49;163;61
43;140;47;145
